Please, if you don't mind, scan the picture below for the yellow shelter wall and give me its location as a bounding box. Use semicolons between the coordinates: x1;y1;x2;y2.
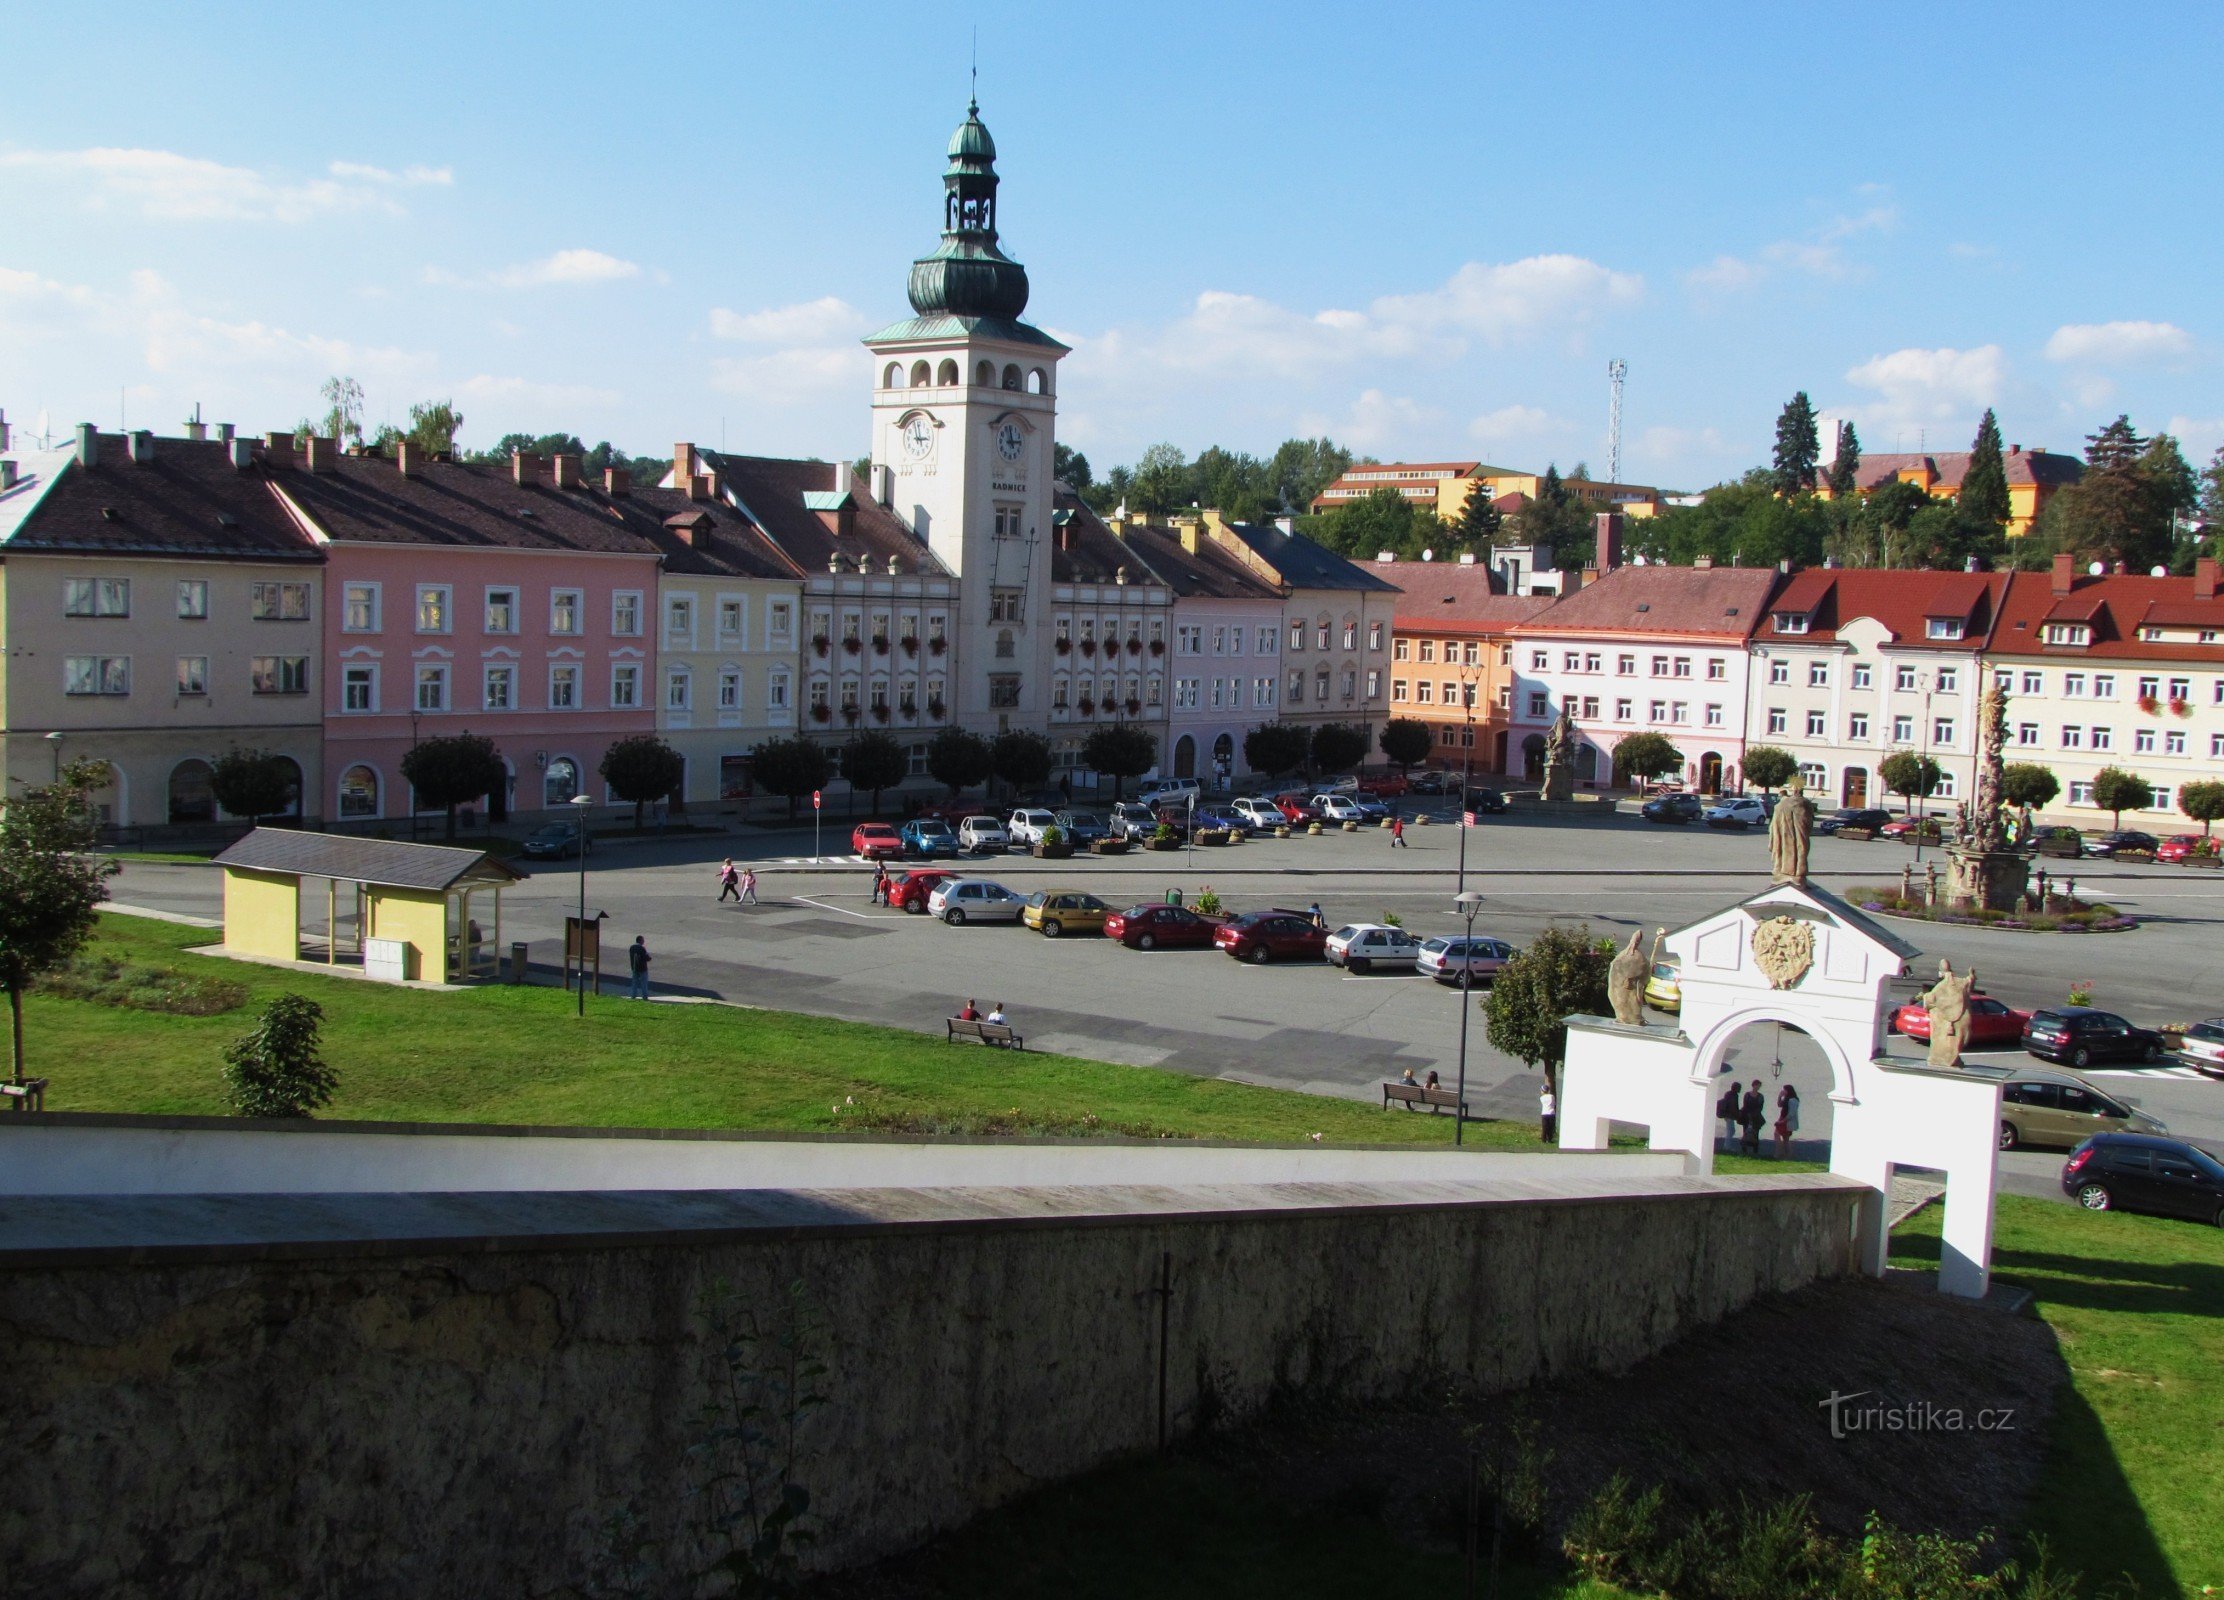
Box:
365;887;448;982
223;868;301;961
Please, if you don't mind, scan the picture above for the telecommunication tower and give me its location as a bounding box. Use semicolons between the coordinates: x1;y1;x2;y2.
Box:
1605;359;1627;484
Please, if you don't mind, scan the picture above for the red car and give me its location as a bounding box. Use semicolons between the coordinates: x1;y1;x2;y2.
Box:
1354;772;1409;798
1891;993;2031;1048
851;823;902;859
2156;834;2208;863
1103;903;1226;950
1272;793;1322;824
1214;910;1327;964
878;868;956;913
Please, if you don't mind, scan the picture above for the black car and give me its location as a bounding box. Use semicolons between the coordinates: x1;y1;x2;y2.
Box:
1051;809;1109;845
1816;807;1892;835
1462;787;1508;815
2082;830;2160;858
2022;1007;2170;1068
518;822;590;859
2062;1133;2224;1224
1406;771;1451;795
1642;793;1703;824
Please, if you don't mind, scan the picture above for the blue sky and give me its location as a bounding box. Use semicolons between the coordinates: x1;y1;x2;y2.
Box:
4;1;2219;490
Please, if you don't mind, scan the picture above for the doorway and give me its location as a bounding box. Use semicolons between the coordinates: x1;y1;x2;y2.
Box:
1698;751;1724;794
1173;735;1196;779
1843;767;1869;808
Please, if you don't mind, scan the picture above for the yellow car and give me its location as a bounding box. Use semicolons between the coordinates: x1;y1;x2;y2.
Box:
1024;890;1112;938
1644;958;1682;1014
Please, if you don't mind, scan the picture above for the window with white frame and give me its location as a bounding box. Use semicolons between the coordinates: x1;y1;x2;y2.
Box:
1530;691;1550;717
667;667;691;710
1392;678;1409;702
484;587;518;634
1342;622;1357;650
549;590;581;635
666;596;694;644
414;662;448;710
1368;621;1383;651
1672;657;1692;678
550;664;579;709
1895;665;1916;691
1618;654;1635;675
177;580;208;620
250;655;309;695
770;601;794;643
2021;671;2042;694
1851;663;1872;690
1531;649;1548;670
1252;676;1272;707
1415;681;1434;706
1704;703;1723;728
2089;726;2111;751
2152;785;2174;812
251;581;312;622
176;656;207;696
2069;780;2094;806
63;577;130;617
2135;728;2156;754
342;664;376;712
1394;638;1410;661
2043;622;2090;646
1769;659;1789;685
1933;717;1956;747
1806;710;1826;737
1314;669;1330;702
1648;699;1665;723
2064;672;2087;697
1288;670;1305;703
718;669;741;711
1767;707;1787;734
1937;667;1958;693
2166;730;2186;756
483;663;514;710
342;583;379;632
2060;726;2083;749
767;670;789;711
718;598;745;642
63;655;129;695
1315;622;1330;651
1257;626;1276;654
1808;661;1829;688
1849;713;1869;740
416;585;451;634
1893;715;1914;743
1616;697;1633;720
1364;668;1380;699
612;592;643;636
1926;616;1965;641
1706;657;1726;680
612;664;641;708
2017;723;2038;746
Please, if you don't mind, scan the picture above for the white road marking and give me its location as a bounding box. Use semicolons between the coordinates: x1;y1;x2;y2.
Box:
789;896;878;921
2089;1065;2214;1082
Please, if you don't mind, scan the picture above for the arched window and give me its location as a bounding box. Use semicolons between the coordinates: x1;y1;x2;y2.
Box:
543;756;580;807
909;360;931;387
168;759;216;824
936;358;959;385
882;362;902;388
1212;733;1234;771
1173;735;1196;779
338;764;380;819
1027;367;1049;395
1000;363;1021;390
975;360;994;386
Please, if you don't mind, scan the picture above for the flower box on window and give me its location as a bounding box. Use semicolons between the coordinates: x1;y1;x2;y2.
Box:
2171;698;2193;718
1079;639;1097;657
928;637;947;657
899;699;917;719
809;703;832;724
871;704;891;723
811;634;831;658
927;696;947;720
871;635;890;655
1077;697;1095;716
1148;639;1165;657
2137;694;2161;714
842;636;863;655
841;704;861;724
1126;637;1143;656
900;637;919;657
1055;637;1072;655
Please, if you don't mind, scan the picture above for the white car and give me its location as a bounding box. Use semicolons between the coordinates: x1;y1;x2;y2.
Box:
2178;1018;2224;1072
1229;797;1284;830
1136;777;1201;806
1006;808;1057;846
926;878;1027;925
1324;923;1421;972
1703;795;1769;827
958;815;1010;853
1416;935;1516;987
1312;794;1368;823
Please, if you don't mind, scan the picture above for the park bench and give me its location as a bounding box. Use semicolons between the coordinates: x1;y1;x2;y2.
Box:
2;1077;50;1113
1381;1081;1466;1116
947;1017;1025;1050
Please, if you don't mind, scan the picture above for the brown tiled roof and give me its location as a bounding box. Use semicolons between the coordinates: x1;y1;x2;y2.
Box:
4;432;319;562
1050;493;1162;586
1516;564;1781;640
584;484;800;580
1849;449;2083;494
277;454;658;556
698;452;949;579
1370;559;1553;631
1110;520;1284;601
1753;567;2007;649
1991;570;2224;662
215;827;522;890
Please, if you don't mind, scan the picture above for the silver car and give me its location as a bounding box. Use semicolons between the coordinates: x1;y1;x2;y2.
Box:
957;815;1010;853
926;878;1027;926
1324;923;1421;973
1416;935;1516;987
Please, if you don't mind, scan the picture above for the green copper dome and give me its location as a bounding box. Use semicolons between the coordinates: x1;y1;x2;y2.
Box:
906;99;1029;321
946;99;996;165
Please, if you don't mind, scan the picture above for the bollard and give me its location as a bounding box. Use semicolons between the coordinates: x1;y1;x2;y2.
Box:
509;941;529;984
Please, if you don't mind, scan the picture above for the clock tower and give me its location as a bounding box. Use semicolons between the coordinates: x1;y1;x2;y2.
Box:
865;100;1067;731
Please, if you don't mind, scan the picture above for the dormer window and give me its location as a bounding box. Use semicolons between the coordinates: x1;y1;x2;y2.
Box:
1772;611;1811;635
2043;622;2091;646
1925;616;1966;641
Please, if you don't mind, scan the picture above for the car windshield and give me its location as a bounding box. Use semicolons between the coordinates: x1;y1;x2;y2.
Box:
1420;937;1450;953
1331;926;1359;940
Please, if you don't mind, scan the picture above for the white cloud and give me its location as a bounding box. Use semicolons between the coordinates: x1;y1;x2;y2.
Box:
0;148;449;222
490;249;642;289
1684;255;1761;293
1467;404;1560;446
2043;320;2193;366
710;345;867;399
1685;202;1898;295
1840;344;2009;448
1292;389;1445;453
455;373;622;409
2166;415;2224;462
710;297;868;344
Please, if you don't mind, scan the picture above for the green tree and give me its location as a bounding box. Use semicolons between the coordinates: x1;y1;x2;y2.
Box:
2089;765;2154;830
1378;718;1434;776
1308;722;1369;775
1826;420;1861;497
2086;414;2145;471
2178;779;2224;838
1518;463;1584;549
406;399;463;455
1611;731;1684;787
990;729;1054;798
1053;444;1092;491
598;734;686;829
839;730;908;814
1453;481;1501;547
1127;443;1192;516
1878;751;1944;811
2198;444;2224;534
1960;408;2011;527
222;993;335;1118
1741;745;1797;797
925;726;993;800
316;375;365;445
1771;391;1820;496
399;733;506;840
1267;437;1354;512
1312;486;1442;559
1485;922;1613;1095
1192;446;1273;522
1082;724;1156;799
210;747;296;824
750;735;834;820
1243;722;1311;781
2001;763;2061;811
0;760;118;1086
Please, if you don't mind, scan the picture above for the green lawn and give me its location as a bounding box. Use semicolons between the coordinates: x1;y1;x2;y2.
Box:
27;914;1538;1147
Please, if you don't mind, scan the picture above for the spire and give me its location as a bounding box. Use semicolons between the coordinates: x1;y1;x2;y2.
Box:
906;100;1030;322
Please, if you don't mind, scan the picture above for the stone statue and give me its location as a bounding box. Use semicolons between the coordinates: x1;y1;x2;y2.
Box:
1919;958;1978;1069
1946;677;2031;912
1607;929;1647;1026
1768;769;1813;884
1541;705;1576;803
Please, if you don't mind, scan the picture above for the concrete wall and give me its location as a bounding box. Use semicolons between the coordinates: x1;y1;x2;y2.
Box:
0;1173;1862;1598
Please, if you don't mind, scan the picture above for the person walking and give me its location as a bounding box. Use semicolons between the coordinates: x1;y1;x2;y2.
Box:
717;859;741;903
1738;1079;1765;1157
739;867;759;906
1774;1084;1802;1159
1389;814;1407;849
1308;902;1327;931
872;859;890;904
1715;1082;1742;1152
627;936;652;1001
1538;1081;1557;1144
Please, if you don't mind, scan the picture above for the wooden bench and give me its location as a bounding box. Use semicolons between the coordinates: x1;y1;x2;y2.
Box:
1382;1081;1466;1116
2;1077;50;1113
947;1017;1024;1050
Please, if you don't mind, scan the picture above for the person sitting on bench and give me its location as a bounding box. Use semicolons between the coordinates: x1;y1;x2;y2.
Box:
957;999;980;1021
985;1001;1007;1026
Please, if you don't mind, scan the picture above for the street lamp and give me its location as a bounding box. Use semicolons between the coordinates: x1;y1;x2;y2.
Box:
570;792;594;1017
1456;666;1478;898
1914;672;1935;864
1453;889;1485;1147
44;730;64;781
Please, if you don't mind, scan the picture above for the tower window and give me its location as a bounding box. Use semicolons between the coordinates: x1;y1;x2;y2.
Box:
909;360;931;387
976;360;994;386
1001;363;1021;390
937;358;959;385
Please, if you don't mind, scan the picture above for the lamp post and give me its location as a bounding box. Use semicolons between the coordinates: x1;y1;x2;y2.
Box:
1914;672;1935;864
44;730;64;781
1453;889;1485;1147
1456;667;1477;898
570;792;594;1017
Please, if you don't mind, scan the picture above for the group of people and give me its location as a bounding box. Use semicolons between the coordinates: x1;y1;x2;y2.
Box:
716;859;760;905
955;999;1009;1026
1717;1077;1801;1157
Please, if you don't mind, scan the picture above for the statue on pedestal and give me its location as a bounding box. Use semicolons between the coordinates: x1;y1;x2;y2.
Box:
1769;770;1813;885
1607;929;1647;1025
1541;704;1577;803
1919;959;1978;1069
1947;676;2031;912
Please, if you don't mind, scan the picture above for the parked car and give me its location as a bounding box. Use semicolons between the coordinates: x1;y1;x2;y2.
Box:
519;822;590;859
1347;793;1393;822
899;817;960;858
1641;793;1703;824
926;877;1027;925
1644;956;1682;1014
2022;1006;2171;1068
1416;935;1516;987
1192;803;1253;835
878;867;958;913
1103;903;1224;950
1816;807;1892;835
1703;795;1769;828
1891;992;2031;1048
1405;771;1452;795
1006;809;1058;846
1214;910;1328;964
1052;809;1109;846
957;815;1010;854
1878;815;1951;841
2176;1017;2224;1072
1312;794;1371;823
2061;1133;2224;1221
1273;793;1324;824
1108;801;1158;840
1324;923;1421;973
1023;890;1112;937
1462;787;1508;816
851;822;903;859
1229;797;1285;830
2083;830;2160;858
2155;834;2210;864
1355;771;1409;797
1997;1067;2166;1151
1135;777;1202;807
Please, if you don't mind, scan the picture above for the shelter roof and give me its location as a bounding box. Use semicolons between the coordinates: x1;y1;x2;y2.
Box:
216;828;524;891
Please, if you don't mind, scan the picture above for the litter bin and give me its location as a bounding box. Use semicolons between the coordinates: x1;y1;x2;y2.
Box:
1163;888;1184;907
509;941;530;984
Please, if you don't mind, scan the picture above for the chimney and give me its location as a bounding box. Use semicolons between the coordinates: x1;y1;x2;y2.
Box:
673;441;698;486
1777;558;1791;574
703;468;721;502
305;435;339;474
1693;554;1713;570
2052;551;2075;594
396;440;422;478
686;473;709;502
228;437;253;470
128;430;154;465
604;466;631;498
2112;560;2127;576
2195;556;2219;601
872;462;894;507
184;418;206;442
551;452;581;490
510;449;540;486
0;408;8;450
1594;511;1623;572
1178;522;1203;556
0;461;16;492
216;422;235;443
2009;444;2022;456
263;430;293;467
76;423;99;466
831;460;856;500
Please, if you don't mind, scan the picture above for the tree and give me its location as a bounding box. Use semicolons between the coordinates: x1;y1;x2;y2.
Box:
2089;766;2154;830
1243;722;1311;781
1378;718;1434;776
1267;437;1354;513
1313;486;1444;559
2198;444;2224;535
1053;444;1092;492
1771;391;1820;497
1826;420;1862;498
1612;731;1684;787
1128;444;1192;516
1308;722;1369;775
598;734;685;829
751;735;834;820
406;400;463;455
2001;763;2061;811
1878;751;1943;811
839;731;908;814
1741;745;1797;796
210;747;296;824
1960;408;2011;528
926;726;993;800
1192;446;1273;522
1485;922;1613;1096
2085;415;2145;472
0;760;118;1087
1082;724;1156;799
990;729;1053;798
1453;481;1502;547
222;994;335;1118
317;375;365;445
399;733;506;840
2179;779;2224;838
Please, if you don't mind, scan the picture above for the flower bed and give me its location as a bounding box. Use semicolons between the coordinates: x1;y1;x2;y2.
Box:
1851;886;2137;934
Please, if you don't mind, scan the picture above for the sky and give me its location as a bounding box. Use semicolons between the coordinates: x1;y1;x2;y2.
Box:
4;2;2221;492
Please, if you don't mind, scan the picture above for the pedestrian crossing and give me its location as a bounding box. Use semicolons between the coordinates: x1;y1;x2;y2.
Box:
2088;1063;2217;1082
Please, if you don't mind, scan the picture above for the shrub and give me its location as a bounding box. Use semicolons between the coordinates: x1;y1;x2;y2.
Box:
1039;824;1064;848
34;955;247;1016
1152;822;1179;843
2067;979;2094;1006
1192;888;1223;916
222;993;336;1118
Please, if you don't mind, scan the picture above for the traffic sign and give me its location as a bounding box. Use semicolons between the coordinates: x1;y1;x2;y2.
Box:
812;790;821;809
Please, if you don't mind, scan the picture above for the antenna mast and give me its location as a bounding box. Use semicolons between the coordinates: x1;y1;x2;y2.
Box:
1605;359;1627;484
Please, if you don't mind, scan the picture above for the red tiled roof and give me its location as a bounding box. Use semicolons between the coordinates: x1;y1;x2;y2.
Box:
1371;559;1553;631
278;454;660;557
1515;564;1782;641
1753;567;2007;649
1991;570;2224;662
1848;449;2083;494
700;451;950;579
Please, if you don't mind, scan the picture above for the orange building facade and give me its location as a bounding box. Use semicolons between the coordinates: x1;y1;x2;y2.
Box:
1376;557;1554;774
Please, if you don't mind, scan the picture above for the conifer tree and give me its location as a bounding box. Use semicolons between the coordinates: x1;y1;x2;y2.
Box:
1826;420;1862;497
1772;392;1821;496
1961;408;2011;527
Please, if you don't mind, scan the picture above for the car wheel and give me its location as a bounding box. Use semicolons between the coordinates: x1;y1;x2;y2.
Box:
945;908;966;926
1249;945;1272;965
1998;1120;2020;1151
904;898;923;914
1351;957;1371;974
2072;1046;2093;1068
1137;933;1157;951
1042;919;1062;938
2143;1040;2164;1062
2075;1183;2112;1211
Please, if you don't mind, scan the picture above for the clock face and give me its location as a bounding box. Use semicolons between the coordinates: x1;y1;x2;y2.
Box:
901;415;935;460
997;422;1026;463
